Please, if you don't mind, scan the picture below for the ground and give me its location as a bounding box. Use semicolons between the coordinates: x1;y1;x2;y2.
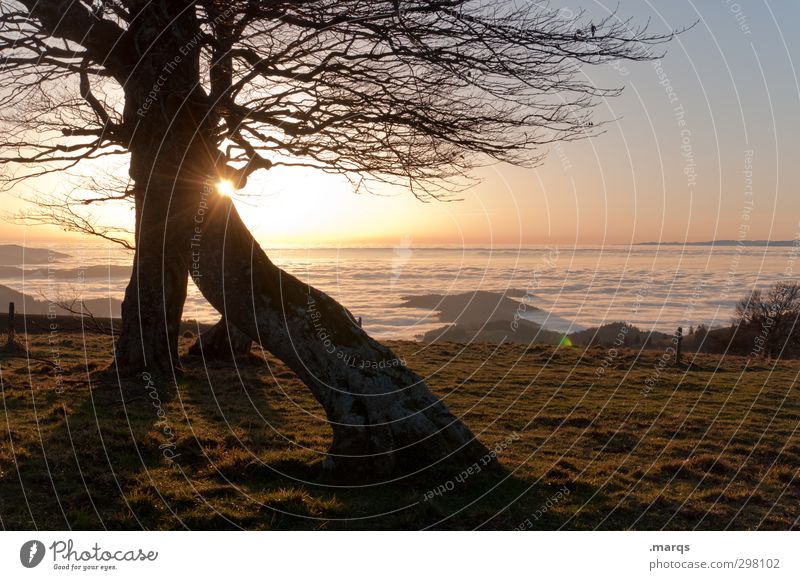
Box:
0;332;797;530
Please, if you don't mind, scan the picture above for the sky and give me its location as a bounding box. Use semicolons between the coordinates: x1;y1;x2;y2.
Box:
2;0;799;247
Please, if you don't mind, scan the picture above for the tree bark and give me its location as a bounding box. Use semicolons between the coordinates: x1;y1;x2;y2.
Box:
114;206;189;374
189;193;490;476
188;318;253;359
113;1;215;374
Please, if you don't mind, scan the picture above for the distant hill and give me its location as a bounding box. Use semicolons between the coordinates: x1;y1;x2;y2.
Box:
568;322;672;348
0;244;69;265
400;289;538;326
420;319;563;345
638;240;798;247
0;265;131;279
0;284;121;319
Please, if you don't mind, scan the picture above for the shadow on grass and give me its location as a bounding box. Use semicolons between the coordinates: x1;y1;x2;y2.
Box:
0;365;187;529
1;352;615;530
176;353;615;530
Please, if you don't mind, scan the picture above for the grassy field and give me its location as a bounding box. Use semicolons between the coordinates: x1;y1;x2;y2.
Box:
1;331;798;530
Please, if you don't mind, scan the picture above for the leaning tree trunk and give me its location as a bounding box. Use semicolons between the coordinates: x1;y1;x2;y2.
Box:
189;318;253;359
189;193;490;476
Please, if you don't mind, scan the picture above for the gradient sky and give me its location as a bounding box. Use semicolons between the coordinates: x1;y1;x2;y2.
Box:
3;0;799;247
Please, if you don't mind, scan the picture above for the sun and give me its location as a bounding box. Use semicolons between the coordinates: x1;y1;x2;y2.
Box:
216;179;236;197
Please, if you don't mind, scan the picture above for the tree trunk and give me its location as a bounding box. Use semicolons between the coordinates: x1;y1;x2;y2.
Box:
114;211;189;374
189;193;490;476
114;179;195;374
113;2;214;374
189;318;253;359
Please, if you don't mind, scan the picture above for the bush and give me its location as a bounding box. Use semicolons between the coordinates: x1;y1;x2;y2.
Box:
732;281;800;358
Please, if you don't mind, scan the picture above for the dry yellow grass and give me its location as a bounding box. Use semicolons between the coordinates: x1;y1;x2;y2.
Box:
0;332;798;530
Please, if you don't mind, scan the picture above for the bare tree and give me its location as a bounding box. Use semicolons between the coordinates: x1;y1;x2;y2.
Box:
0;0;677;475
734;281;800;358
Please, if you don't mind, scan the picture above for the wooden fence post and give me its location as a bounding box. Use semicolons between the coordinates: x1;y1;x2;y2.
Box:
6;302;15;347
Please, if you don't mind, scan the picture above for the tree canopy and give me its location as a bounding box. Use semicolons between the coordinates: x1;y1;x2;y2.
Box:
1;0;676;223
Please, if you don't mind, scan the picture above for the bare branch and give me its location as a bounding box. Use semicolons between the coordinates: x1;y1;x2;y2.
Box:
0;0;684;221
